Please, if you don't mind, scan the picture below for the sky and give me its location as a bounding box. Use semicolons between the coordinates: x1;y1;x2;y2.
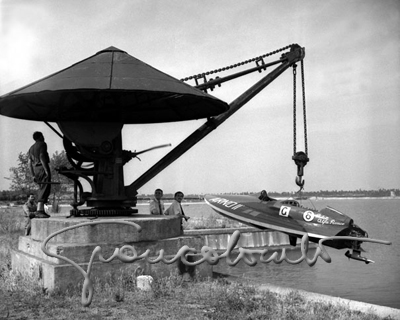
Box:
0;0;399;196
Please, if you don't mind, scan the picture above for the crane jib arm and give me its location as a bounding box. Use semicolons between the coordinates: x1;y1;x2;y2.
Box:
128;45;305;191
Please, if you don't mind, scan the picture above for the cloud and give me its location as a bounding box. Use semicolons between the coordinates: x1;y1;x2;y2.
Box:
0;21;39;93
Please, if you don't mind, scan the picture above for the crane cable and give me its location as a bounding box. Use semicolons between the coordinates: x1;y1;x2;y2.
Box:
292;60;309;191
180;44;296;83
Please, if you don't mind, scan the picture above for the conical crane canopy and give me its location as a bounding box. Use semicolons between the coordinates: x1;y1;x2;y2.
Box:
0;46;229;123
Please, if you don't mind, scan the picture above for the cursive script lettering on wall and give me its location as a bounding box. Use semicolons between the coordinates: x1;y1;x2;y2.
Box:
40;221;391;307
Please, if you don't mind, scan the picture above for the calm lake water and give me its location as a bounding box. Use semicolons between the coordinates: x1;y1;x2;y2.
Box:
181;198;400;309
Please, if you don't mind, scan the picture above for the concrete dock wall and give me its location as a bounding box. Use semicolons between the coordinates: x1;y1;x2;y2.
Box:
12;218;291;292
183;227;291;249
259;283;400;319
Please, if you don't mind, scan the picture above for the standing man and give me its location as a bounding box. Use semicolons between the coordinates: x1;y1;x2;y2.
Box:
28;131;51;218
22;194;37;236
149;188;165;215
164;191;190;221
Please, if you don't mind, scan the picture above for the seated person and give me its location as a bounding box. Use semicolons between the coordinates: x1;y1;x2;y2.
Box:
22;194;37;236
258;190;276;201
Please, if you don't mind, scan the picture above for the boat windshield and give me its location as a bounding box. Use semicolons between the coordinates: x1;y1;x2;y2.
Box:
281;200;300;207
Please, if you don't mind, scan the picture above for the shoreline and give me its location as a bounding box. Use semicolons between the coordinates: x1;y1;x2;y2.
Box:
1;196;399;209
308;196;400;200
216;272;400;318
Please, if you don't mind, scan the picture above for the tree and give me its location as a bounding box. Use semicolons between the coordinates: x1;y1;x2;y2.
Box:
8;150;73;203
49;150;73;203
8;152;36;194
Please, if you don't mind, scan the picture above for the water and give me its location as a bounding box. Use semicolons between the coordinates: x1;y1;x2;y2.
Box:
184;199;400;309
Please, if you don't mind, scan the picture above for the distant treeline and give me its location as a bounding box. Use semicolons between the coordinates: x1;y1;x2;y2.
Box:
141;188;400;200
1;188;398;203
226;188;399;198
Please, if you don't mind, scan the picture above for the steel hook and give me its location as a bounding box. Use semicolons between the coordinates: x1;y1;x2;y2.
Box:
295;176;305;188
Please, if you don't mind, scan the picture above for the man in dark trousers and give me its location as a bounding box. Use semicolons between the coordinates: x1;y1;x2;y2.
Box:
28;131;51;218
164;191;190;233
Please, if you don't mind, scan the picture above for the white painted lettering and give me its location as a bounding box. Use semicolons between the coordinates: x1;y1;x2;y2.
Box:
279;206;291;217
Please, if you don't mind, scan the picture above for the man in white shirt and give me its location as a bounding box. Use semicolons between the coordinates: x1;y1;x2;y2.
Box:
149;189;165;215
164;191;189;221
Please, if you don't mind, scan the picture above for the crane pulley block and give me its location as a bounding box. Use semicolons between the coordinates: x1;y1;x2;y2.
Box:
292;151;309;177
292;151;309;188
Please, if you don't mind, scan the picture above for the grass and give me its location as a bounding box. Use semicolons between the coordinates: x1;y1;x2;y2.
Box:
0;206;395;320
0;271;393;320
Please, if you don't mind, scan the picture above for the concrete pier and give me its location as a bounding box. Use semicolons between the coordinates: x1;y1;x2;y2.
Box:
11;216;291;291
11;215;203;291
258;282;400;319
